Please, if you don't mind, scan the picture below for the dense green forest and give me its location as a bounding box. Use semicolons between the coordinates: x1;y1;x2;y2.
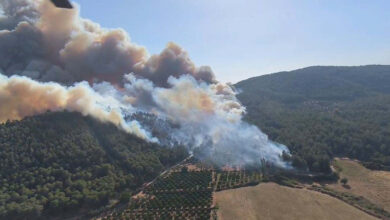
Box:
0;112;188;219
236;65;390;173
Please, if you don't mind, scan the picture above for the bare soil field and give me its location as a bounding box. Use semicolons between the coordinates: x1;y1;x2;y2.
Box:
329;158;390;212
215;182;378;220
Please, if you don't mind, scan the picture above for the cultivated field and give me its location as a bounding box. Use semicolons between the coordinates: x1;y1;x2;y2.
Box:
105;170;215;219
329;158;390;212
215;182;378;220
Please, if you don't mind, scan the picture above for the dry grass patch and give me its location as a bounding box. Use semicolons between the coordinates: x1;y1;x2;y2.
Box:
215;182;378;220
329;158;390;212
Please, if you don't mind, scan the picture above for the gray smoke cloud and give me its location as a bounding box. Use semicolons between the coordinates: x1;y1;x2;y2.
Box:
0;0;289;167
0;0;215;86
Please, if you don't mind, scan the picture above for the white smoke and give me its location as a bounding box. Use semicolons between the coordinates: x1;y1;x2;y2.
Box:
120;74;289;167
0;0;290;167
0;73;156;141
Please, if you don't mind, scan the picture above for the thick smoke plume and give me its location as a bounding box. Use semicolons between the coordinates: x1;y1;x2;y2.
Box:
0;74;155;141
0;0;289;167
0;0;215;86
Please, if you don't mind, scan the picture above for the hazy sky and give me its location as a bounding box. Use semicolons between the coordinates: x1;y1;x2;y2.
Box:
73;0;390;83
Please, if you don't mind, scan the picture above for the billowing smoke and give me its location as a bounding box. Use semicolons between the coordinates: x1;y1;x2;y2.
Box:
120;75;289;167
0;0;289;167
0;0;215;86
0;74;156;141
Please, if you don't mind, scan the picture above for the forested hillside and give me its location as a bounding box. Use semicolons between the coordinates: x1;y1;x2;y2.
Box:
236;65;390;173
0;112;188;219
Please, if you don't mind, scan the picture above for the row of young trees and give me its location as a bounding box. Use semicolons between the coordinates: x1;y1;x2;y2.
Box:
120;169;214;219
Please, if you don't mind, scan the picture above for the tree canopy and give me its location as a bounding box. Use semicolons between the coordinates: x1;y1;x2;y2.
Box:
0;112;188;219
236;65;390;173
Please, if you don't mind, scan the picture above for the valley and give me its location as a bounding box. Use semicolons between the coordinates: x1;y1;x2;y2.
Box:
0;0;389;219
1;65;390;219
99;156;390;220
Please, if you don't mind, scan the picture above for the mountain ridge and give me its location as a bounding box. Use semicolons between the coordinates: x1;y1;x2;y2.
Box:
236;65;390;103
235;64;390;173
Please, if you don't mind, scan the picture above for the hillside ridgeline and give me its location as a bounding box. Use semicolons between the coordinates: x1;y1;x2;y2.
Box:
236;65;390;173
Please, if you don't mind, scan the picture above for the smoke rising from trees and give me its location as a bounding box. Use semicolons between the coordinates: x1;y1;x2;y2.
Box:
0;0;289;167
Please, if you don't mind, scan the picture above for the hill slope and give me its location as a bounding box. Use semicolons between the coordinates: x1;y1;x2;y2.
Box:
236;65;390;172
0;112;188;219
216;183;378;220
329;158;390;212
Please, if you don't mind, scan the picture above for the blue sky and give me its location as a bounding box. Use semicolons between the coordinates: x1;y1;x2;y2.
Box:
73;0;390;83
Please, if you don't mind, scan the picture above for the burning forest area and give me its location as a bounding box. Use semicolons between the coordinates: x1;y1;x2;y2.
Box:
4;1;388;220
0;0;290;168
0;1;295;216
